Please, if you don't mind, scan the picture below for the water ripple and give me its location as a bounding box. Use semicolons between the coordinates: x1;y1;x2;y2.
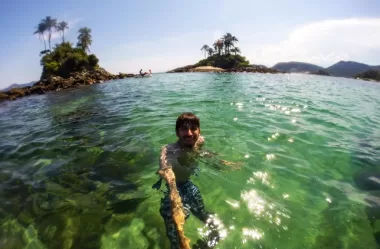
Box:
0;73;380;248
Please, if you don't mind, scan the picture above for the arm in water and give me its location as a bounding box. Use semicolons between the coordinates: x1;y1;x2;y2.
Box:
196;137;242;171
157;146;191;249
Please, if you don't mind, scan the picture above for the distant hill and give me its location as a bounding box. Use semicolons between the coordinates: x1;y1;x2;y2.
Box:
272;62;324;73
326;61;374;77
1;81;36;92
272;61;380;78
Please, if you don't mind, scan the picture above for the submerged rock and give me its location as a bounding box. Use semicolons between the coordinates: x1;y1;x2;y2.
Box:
101;218;150;249
353;171;380;191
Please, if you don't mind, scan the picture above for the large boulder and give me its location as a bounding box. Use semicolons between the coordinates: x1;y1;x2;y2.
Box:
0;92;9;101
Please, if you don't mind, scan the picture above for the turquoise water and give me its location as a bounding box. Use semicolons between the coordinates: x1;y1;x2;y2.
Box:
0;73;380;249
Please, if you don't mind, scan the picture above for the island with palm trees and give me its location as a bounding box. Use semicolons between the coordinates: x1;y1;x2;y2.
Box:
0;16;134;102
168;33;279;74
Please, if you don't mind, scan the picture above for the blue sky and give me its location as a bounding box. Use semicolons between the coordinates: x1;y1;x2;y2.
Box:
1;0;380;88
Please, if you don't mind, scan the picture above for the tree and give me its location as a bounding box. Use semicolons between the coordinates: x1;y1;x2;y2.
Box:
207;48;214;57
33;22;47;51
223;33;238;54
230;47;241;55
41;16;57;50
57;21;69;43
40;42;99;79
201;44;210;58
77;27;92;52
213;39;224;55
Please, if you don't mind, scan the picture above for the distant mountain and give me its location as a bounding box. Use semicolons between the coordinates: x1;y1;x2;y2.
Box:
272;61;380;78
272;61;324;73
326;61;374;77
1;81;36;92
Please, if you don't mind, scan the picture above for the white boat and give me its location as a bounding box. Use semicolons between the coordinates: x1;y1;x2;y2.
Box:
134;74;152;78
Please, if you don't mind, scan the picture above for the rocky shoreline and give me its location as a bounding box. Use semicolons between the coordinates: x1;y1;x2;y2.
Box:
0;65;283;103
0;68;134;102
167;64;281;74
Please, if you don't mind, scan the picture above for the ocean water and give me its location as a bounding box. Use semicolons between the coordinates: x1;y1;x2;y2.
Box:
0;73;380;249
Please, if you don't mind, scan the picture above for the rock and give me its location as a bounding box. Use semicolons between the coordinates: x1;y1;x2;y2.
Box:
167;64;282;74
0;92;9;101
224;65;281;74
29;86;45;95
102;218;150;249
0;68;135;103
167;64;196;73
353;171;380;191
116;73;135;79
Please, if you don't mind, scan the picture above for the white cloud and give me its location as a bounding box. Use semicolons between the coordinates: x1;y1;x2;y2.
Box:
60;18;380;75
243;18;380;67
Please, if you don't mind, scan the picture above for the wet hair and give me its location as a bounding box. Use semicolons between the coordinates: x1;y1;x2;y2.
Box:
176;112;200;132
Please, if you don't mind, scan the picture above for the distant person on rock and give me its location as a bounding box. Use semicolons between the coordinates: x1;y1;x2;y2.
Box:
139;69;151;77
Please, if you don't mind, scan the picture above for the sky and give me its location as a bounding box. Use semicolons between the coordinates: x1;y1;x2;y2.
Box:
1;0;380;88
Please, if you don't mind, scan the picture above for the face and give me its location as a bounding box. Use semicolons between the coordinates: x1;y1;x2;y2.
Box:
177;123;200;147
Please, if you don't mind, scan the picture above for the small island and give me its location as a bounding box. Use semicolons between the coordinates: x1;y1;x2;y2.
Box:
0;16;134;102
355;70;380;82
167;33;280;74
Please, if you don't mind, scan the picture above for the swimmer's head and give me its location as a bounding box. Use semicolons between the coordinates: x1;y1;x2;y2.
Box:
176;112;200;147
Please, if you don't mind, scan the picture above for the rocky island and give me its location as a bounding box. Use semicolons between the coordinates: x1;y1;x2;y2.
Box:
0;16;134;103
167;33;281;74
355;70;380;82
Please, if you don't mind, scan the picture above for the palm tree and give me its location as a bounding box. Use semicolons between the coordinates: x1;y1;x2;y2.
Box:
77;27;92;52
230;47;241;55
57;21;69;43
207;48;214;57
213;39;224;55
201;44;210;58
33;22;47;51
41;16;57;50
223;33;239;54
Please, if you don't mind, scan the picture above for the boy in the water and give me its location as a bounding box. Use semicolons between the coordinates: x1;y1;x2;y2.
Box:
155;112;218;249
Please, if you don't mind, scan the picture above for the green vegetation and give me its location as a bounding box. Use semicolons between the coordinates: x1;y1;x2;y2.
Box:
199;33;249;69
57;21;69;43
196;54;250;69
355;70;380;81
77;27;93;52
41;16;57;51
33;23;48;51
34;16;98;80
40;42;99;79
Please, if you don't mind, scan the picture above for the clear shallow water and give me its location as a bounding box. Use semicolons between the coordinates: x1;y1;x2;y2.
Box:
0;73;380;249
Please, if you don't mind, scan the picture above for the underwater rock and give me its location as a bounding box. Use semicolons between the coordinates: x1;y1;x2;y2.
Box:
353;171;380;191
101;218;150;249
364;191;380;222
